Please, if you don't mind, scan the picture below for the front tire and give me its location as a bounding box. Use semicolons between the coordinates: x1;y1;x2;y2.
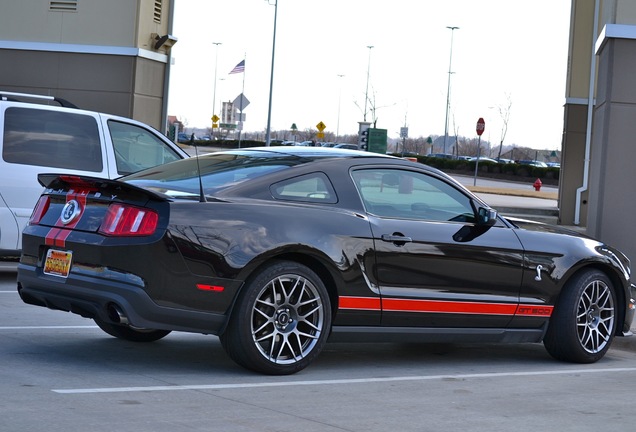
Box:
220;261;332;375
94;318;171;342
544;269;617;363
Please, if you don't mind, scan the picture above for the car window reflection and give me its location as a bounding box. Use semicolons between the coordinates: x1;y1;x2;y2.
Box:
352;169;476;223
271;173;338;204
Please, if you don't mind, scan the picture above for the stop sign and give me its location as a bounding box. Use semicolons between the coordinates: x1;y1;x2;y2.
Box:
476;117;485;136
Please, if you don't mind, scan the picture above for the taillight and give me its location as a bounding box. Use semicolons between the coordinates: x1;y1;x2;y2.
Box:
29;196;51;225
98;203;158;236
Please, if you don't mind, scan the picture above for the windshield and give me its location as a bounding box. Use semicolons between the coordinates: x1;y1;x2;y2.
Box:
122;151;305;198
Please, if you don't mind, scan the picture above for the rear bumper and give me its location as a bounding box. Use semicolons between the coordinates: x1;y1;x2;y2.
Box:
17;263;227;335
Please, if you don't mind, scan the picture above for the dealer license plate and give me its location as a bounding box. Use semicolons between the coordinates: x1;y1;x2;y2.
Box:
43;249;73;278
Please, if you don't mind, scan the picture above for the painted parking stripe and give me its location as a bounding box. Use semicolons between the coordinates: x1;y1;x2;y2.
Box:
0;326;97;330
53;367;636;394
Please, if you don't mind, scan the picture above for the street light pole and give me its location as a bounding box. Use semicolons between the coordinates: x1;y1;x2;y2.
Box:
364;45;373;122
265;0;278;146
336;74;344;140
443;26;459;155
212;42;222;137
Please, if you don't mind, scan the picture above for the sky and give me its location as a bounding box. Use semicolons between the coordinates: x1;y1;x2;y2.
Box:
167;0;571;150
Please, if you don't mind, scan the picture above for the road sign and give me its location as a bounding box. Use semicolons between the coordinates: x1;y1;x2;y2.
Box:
211;115;220;123
233;94;250;111
316;132;325;139
316;121;326;132
476;117;485;136
367;128;388;154
400;127;408;138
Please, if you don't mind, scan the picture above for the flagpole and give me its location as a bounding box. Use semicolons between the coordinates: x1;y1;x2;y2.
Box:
228;58;246;147
238;53;246;148
265;0;278;146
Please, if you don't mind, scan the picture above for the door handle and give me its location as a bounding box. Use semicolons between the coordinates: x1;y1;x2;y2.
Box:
381;234;412;244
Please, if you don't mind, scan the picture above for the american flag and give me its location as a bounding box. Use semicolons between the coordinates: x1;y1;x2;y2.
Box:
229;60;245;74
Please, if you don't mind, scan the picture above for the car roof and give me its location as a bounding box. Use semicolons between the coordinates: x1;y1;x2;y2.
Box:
215;146;393;160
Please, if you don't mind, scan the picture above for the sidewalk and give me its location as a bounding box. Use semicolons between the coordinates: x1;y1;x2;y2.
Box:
472;191;560;224
455;175;561;225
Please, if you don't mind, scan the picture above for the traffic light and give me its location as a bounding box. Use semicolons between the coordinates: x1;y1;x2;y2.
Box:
358;129;369;150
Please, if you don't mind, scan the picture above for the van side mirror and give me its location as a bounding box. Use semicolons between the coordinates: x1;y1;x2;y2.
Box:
478;207;498;226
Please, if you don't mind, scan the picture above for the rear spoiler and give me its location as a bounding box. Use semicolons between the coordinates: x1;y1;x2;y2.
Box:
38;173;169;203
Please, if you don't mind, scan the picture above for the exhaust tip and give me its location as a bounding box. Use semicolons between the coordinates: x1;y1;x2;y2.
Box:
107;303;129;325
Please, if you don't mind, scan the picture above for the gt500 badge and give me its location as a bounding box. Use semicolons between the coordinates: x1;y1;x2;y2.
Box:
61;199;81;224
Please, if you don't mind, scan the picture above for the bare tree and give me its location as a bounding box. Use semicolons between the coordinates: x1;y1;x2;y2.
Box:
452;113;460;157
494;93;512;160
353;86;396;127
400;137;430;155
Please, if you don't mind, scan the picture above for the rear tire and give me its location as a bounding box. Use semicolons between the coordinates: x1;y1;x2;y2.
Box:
94;318;171;342
220;261;332;375
544;269;617;363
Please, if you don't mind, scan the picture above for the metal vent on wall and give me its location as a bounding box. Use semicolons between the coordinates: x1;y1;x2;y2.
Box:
49;1;78;12
153;0;162;23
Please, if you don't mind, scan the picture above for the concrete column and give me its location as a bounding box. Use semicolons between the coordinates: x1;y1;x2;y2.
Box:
586;25;636;266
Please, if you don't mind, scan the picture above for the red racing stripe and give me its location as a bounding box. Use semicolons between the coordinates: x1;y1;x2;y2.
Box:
383;298;517;315
339;296;381;311
45;227;63;246
515;304;553;317
339;296;553;318
44;188;90;249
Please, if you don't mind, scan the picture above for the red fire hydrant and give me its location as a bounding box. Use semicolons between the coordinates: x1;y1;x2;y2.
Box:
533;178;542;191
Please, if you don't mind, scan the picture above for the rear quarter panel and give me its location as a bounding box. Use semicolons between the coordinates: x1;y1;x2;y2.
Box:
167;200;379;323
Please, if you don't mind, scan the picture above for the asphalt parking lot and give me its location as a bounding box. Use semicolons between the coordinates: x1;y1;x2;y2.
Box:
2;269;636;431
3;159;635;431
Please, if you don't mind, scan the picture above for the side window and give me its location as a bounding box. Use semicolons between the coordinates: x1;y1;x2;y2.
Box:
351;169;476;223
3;107;103;172
108;120;182;175
271;173;337;204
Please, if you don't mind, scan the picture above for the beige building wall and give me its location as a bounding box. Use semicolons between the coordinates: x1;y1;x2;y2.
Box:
559;0;600;226
562;0;636;269
587;27;636;264
0;0;174;131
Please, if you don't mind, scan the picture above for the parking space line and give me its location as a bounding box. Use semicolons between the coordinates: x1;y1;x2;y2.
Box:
53;367;636;394
0;326;97;330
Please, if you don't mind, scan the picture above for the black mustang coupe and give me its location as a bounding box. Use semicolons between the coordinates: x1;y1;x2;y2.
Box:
17;147;635;374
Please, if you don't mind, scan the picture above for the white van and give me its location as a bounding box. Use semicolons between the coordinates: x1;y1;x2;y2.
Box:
0;91;189;258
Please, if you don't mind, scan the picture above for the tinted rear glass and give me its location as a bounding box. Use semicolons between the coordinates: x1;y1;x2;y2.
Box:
3;107;102;171
123;151;304;198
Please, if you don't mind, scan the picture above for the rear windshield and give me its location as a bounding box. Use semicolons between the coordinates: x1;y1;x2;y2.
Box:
123;151;304;199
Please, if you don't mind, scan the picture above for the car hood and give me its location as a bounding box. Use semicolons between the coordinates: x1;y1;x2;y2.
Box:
504;216;592;239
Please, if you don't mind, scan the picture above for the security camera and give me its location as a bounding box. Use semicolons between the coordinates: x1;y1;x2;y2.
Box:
152;33;178;50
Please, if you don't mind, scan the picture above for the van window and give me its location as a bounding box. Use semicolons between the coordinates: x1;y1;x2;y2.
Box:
108;120;183;175
3;107;103;172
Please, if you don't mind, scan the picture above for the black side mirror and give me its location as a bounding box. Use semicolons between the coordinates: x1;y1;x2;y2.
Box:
478;207;498;226
452;207;497;242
